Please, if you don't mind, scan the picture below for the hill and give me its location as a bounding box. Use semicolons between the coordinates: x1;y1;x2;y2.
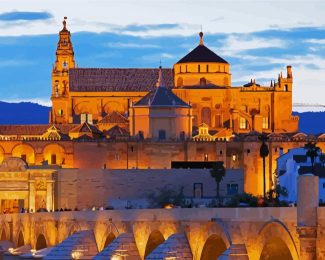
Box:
0;101;50;124
0;102;323;134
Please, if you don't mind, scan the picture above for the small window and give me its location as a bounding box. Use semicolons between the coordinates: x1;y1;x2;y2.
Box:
227;184;238;195
284;85;288;92
247;149;250;154
180;131;185;141
200;77;207;86
239;117;247;129
51;154;57;165
58;109;63;116
206;64;209;72
138;131;144;140
115;154;120;160
198;64;201;72
232;154;237;161
158;130;166;140
62;61;68;69
204;153;208;161
193;183;203;198
262;117;269;129
220;150;223;155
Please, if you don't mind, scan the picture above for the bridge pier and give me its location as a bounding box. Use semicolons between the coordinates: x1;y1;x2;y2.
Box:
297;175;318;260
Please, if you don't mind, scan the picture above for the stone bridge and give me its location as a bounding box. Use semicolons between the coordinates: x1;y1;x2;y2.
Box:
0;175;323;259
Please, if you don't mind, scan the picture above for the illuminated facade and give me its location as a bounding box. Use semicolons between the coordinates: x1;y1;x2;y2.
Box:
50;18;299;135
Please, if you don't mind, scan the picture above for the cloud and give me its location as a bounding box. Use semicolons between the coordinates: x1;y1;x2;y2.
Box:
218;35;286;56
104;42;160;49
305;38;325;44
0;11;52;21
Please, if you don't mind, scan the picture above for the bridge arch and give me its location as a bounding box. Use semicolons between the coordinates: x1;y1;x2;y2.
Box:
35;233;47;250
144;230;165;258
257;220;298;260
192;219;231;260
200;234;227;260
97;222;120;251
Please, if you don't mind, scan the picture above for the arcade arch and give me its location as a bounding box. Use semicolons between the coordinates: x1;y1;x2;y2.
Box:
36;234;47;250
17;231;25;247
12;144;35;165
42;143;65;165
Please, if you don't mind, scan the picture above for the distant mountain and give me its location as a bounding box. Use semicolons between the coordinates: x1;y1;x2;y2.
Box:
0;102;323;134
293;111;325;134
0;101;50;124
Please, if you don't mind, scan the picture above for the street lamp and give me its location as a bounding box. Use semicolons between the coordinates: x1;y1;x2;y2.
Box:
259;133;269;200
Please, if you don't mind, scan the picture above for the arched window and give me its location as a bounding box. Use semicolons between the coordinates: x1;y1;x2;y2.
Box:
200;77;207;86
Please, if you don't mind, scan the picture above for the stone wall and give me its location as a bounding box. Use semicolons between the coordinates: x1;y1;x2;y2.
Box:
54;168;243;210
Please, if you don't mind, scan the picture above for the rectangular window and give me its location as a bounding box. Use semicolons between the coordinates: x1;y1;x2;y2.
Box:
204;153;208;161
239;117;247;129
51;154;57;165
227;184;238;195
81;113;87;124
87;114;93;124
158;130;166;140
262;117;269;129
193;183;203;198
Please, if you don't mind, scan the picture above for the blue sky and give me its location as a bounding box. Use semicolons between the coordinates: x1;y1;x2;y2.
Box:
0;1;325;111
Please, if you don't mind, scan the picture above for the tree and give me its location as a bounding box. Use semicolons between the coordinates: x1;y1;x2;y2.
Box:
304;142;320;174
210;161;226;202
259;133;269;199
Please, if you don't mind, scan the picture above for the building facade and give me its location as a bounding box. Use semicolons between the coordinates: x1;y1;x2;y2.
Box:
50;18;299;134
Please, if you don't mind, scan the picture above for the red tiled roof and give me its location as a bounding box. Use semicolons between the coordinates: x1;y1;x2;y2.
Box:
0;124;77;135
69;122;102;134
98;111;129;124
69;68;174;92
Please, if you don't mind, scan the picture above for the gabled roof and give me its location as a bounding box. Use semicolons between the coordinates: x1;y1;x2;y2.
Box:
133;87;190;108
104;125;129;138
69;68;174;92
176;44;228;64
98;111;129;124
69;122;102;134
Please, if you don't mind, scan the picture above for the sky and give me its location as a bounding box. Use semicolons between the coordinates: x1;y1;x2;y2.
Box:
0;0;325;111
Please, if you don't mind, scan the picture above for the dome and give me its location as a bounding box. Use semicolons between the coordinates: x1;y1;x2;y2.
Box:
176;44;228;64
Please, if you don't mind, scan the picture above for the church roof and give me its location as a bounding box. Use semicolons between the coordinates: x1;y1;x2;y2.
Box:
0;124;77;135
98;111;129;124
176;44;228;64
133;86;190;108
69;122;102;134
69;68;174;92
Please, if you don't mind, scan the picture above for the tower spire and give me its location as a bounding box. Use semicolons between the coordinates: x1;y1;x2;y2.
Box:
63;16;67;30
156;65;164;87
199;29;204;45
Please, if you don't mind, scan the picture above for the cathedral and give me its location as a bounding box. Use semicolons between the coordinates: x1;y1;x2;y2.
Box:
50;17;299;137
0;17;319;214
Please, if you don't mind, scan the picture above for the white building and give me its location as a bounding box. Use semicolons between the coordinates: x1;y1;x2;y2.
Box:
277;147;325;203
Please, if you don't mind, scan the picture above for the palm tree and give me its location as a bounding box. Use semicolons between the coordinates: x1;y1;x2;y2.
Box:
304;142;320;174
259;133;269;199
210;161;226;204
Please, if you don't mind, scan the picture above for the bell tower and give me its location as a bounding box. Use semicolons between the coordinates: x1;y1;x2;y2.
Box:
50;17;75;124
